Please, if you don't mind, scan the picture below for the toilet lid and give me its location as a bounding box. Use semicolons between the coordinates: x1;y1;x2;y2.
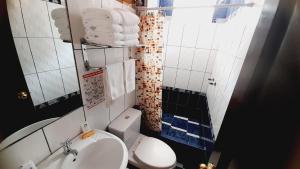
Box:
134;137;176;169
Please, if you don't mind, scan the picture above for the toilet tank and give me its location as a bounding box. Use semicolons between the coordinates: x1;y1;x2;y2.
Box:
108;108;141;149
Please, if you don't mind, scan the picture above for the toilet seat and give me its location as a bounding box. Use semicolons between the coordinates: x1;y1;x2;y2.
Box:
134;137;176;169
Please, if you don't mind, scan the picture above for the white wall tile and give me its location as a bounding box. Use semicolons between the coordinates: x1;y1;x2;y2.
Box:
178;47;194;70
165;46;180;67
201;73;211;93
188;71;204;92
38;70;65;101
61;67;79;94
167;21;184;46
0;130;50;169
109;95;125;121
28;38;59;72
7;0;26;37
181;24;199;47
125;90;136;109
192;49;210;72
54;39;75;68
196;23;216;49
85;102;109;131
20;0;52;37
175;69;190;89
163;67;177;87
13;38;36;75
43;107;85;152
25;74;45;106
86;49;106;67
206;50;217;73
106;48;124;64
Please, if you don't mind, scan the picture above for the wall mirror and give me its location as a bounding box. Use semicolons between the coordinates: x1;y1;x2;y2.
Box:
0;0;82;150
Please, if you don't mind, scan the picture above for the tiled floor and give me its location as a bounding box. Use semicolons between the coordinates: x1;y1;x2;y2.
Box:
161;114;214;151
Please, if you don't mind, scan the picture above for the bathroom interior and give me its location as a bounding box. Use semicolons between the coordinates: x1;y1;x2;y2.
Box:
0;0;267;169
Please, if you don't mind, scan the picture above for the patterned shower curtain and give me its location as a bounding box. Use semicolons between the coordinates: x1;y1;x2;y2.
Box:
134;11;164;132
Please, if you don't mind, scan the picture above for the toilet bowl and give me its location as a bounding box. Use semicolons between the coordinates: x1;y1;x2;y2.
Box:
108;108;176;169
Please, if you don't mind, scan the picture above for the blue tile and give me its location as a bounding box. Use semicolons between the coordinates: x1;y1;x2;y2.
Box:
202;126;213;140
188;136;205;150
172;118;188;130
162;113;174;124
167;128;188;144
187;123;201;136
161;123;171;137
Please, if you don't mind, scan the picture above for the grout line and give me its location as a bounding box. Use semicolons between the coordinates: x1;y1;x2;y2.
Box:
173;24;185;88
18;0;47;103
42;128;52;154
24;66;75;76
171;126;187;132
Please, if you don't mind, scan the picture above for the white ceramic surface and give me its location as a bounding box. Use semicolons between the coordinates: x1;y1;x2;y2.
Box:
38;129;128;169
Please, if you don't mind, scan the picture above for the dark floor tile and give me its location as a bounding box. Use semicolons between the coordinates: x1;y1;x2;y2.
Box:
162;113;173;124
202;126;213;140
166;103;177;114
167;128;188;144
168;90;178;104
187;123;201;136
172;117;188;130
162;88;169;102
162;103;168;112
178;91;189;106
176;105;189;117
189;109;202;120
188;136;205;150
188;94;200;109
201;112;210;125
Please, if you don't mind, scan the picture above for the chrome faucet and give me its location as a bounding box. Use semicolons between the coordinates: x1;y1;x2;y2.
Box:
62;138;78;157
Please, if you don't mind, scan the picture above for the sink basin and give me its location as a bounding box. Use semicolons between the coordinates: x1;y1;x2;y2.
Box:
59;129;128;169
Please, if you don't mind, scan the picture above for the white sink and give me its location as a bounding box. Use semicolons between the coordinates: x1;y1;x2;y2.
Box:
38;129;128;169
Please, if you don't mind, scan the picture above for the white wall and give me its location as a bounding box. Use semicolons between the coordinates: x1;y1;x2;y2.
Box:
207;5;264;137
0;1;136;168
8;0;79;105
162;0;219;94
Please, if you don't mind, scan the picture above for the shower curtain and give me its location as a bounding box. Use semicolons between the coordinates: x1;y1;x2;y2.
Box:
135;11;164;132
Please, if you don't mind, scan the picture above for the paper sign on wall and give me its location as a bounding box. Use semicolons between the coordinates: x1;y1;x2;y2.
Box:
82;69;105;109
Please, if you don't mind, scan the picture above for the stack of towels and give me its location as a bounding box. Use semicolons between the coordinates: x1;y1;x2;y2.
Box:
51;8;71;41
82;8;140;46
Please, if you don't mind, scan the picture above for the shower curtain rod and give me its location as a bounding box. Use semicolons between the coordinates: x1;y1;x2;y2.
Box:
136;2;256;11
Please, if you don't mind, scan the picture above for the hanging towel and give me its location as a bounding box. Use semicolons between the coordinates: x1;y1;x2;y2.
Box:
105;63;125;100
124;59;135;93
116;8;140;26
82;8;123;25
85;32;125;45
123;25;140;34
123;33;139;40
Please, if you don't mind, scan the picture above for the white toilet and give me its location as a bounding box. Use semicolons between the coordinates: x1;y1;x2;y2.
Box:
108;108;177;169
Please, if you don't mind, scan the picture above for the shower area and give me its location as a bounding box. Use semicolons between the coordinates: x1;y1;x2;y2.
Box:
146;0;266;152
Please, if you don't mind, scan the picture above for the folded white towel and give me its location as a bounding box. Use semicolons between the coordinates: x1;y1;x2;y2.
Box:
123;33;139;40
124;39;139;46
124;59;135;93
83;23;123;33
51;8;67;20
85;32;124;40
116;8;140;26
123;25;140;34
82;8;123;25
85;36;125;46
54;20;69;28
105;63;125;100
